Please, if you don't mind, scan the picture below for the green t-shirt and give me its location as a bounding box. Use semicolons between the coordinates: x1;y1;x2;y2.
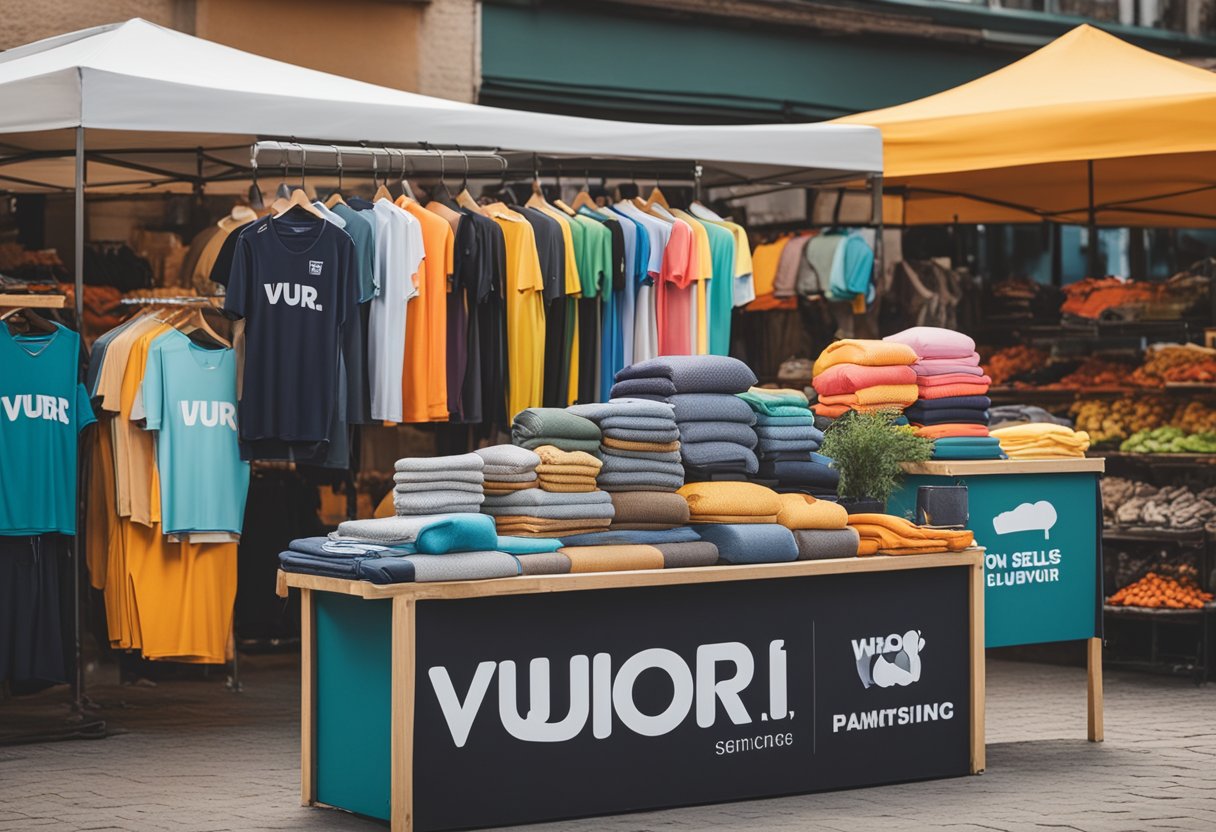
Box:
0;323;96;535
694;218;737;356
572;214;610;299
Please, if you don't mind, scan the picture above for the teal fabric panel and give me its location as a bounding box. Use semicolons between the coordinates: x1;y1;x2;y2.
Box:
316;594;393;820
891;472;1101;648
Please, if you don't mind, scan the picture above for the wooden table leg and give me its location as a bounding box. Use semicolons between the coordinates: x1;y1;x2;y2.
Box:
300;588;316;806
391;597;417;832
969;558;986;773
1087;636;1104;743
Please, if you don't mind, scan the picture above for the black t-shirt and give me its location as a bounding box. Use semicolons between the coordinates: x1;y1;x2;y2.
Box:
517;207;565;302
208;220;255;288
224;212;357;454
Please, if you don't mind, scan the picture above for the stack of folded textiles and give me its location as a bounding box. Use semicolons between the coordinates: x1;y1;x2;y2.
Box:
610;356;761;480
481;488;614;538
988;405;1073;430
278;513;547;583
534;445;603;492
847;513;975;556
474;444;541;494
679;481;799;564
566;398;685;493
885;326;1000;460
738;386;839;497
774;493;860;560
991;423;1092;459
511;407;602;456
555;528;720;571
392;453;485;515
811;339;919;419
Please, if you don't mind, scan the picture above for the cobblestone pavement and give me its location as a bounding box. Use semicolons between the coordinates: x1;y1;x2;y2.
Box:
1;655;1213;832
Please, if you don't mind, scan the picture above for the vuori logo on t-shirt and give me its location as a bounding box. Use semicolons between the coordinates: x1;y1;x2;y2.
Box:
263;283;323;311
1;394;69;425
180;400;237;430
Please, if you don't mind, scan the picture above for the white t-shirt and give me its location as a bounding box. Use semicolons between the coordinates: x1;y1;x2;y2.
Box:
368;199;424;423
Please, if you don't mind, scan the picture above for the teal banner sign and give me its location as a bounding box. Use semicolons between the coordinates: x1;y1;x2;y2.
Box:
890;472;1102;648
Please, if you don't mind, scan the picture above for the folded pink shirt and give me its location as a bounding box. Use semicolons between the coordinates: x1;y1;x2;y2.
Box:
918;373;993;388
884;327;976;360
813;363;917;397
913;356;983;376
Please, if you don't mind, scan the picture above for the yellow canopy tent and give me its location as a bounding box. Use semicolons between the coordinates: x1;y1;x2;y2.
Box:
837;25;1216;229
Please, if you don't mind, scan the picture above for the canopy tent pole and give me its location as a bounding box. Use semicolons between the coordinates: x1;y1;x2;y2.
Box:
1087;160;1100;277
871;173;885;288
72;125;85;714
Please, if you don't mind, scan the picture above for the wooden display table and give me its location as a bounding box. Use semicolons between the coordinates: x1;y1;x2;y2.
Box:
280;550;985;832
893;457;1106;742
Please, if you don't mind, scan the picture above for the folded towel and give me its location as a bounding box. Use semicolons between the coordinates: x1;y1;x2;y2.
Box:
812;402;849;419
537;478;599;493
678;421;759;447
614;355;757;394
393;469;485;485
665;393;757;424
393;491;486;515
691;523;799;564
931;445;1006;460
279;552;417;584
655;541;720;568
395;452;484;473
599;454;686;477
599;416;679;432
495;535;563;554
516;436;603;455
568;398;677;422
679;441;759;475
910;395;992;411
918;373;994;388
609;491;691;529
609;377;680;399
558;545;666;573
483;468;540;482
603;426;683;444
918;383;991;400
596;470;685;491
395;480;484;495
334;514;475;545
602;446;684;464
602;436;681;454
482;501;616;520
534;445;603;469
914;353;981;370
776;493;849;530
847;513;975;554
883;326;976;360
793;528;860;560
812;363;918;397
915;424;991;439
536;462;603;478
515;552;572;575
753;413;817;427
475;444;541;472
813;339;918;376
754;424;826;443
289;537;406;557
405;551;520;582
558;528;703;546
679;481;781;520
738;386;809;407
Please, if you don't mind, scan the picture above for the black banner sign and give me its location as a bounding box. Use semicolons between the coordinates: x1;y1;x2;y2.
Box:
413;566;971;831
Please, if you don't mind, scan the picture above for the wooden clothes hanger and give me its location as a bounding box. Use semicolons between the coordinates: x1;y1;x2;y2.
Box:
1;305;58;334
372;148;395;203
454;149;486;216
569;171;600;214
645;181;670;211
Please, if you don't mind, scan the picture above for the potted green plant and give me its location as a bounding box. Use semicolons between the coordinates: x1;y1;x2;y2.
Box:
820;409;933;514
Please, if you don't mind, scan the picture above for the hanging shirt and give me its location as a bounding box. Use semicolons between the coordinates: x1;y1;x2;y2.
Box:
121;322;172;526
367;199;424;423
518;207;568;408
672;209;714;355
400;199;453;423
690;209;755;308
455;209;508;429
690;218;737;356
224;212;358;456
614;202;668;362
489;207;546;419
747;238;797;311
332;204;377;303
141;329;250;535
0;323;95;535
655;218;697;356
608;207;638;368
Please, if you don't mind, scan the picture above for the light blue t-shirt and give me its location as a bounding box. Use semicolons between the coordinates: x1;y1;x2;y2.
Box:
827;233;876;303
141;329;249;535
0;323;95;535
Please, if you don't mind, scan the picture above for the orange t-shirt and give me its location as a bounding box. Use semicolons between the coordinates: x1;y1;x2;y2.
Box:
656;219;697;356
400;199;454;422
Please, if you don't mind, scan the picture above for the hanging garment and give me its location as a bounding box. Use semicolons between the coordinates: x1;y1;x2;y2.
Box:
400;198;453;423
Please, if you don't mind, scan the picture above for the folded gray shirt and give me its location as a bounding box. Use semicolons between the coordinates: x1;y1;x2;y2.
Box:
603;426;682;443
395;480;485;494
404;552;520;582
395;452;484;473
483;488;612;508
679;421;759;447
602;447;684;464
599;415;679;432
667;393;757;425
597;470;686;490
482;502;616;520
568;398;676;422
333;514;466;544
474;444;541;472
393;469;485;485
614;356;757;393
393;491;486;514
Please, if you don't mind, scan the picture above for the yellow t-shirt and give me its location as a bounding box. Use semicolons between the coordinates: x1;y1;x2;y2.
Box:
400;198;454;423
707;219;754;278
673;210;714;355
490;207;547;419
750;238;789;298
537;205;581;404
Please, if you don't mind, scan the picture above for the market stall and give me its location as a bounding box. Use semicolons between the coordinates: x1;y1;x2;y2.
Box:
279;550;984;832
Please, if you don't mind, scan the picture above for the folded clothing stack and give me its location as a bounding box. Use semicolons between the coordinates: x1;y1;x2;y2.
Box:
884;327;996;453
534;445;603;492
611;356;761;479
691;523;799;564
608;491;690;530
930;436;1006;460
512;407;602;456
772;493;859;560
556;541;720;572
738;386;837;496
847;513;975;556
392;454;485;515
567;398;684;493
811;339;919;418
678;481;781;523
988;404;1073;431
991;423;1092;459
475;444;540;495
482;488;614;538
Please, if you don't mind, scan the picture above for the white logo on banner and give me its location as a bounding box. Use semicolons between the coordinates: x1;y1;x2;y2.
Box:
852;630;925;689
993;500;1058;539
1;394;69;425
263;282;323;311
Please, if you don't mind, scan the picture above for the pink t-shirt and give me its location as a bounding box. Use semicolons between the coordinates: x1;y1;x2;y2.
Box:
656;220;697;355
884;327;976;360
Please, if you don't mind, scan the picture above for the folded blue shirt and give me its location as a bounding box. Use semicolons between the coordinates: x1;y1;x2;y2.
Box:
691;524;799;564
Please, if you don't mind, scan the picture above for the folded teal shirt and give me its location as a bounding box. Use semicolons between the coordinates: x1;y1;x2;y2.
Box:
413;514;499;555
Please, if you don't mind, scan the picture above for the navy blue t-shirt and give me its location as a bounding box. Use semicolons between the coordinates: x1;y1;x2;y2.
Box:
224;213;358;455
